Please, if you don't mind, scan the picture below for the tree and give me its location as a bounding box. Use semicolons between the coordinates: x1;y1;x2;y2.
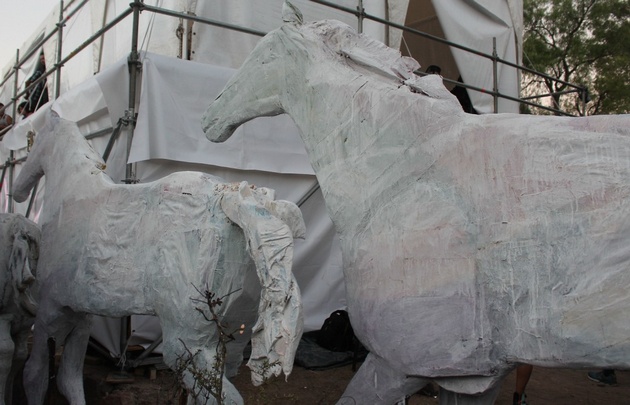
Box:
522;0;630;115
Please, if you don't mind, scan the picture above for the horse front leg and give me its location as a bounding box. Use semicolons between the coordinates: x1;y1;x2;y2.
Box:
338;352;428;405
56;315;91;405
438;385;501;405
23;317;51;405
0;319;14;405
5;326;32;405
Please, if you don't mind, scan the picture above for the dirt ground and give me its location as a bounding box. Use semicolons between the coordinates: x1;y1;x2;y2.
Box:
25;356;630;404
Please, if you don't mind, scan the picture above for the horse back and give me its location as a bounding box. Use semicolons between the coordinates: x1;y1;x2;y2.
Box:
38;172;253;317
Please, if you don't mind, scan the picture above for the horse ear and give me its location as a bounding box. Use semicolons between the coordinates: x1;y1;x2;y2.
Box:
282;0;303;25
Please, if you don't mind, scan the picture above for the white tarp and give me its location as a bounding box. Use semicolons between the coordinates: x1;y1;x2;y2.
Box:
433;0;521;113
401;0;521;113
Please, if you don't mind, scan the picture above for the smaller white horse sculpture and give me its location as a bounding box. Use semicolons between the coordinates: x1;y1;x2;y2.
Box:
13;114;305;405
0;213;40;405
203;3;630;404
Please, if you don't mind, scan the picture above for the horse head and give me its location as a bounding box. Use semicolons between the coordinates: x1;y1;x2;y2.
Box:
12;113;61;203
202;1;453;143
200;26;292;142
13;113;106;204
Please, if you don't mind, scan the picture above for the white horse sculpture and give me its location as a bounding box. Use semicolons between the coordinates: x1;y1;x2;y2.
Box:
0;213;40;405
202;4;630;404
12;115;306;405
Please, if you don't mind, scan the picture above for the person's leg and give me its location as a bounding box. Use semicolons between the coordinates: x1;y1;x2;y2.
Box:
588;369;617;385
514;364;533;405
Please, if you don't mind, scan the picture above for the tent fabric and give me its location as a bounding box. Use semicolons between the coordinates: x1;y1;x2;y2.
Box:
132;53;314;175
432;0;521;113
191;0;389;69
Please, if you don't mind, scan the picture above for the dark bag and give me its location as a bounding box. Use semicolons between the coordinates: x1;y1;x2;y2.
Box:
316;310;355;352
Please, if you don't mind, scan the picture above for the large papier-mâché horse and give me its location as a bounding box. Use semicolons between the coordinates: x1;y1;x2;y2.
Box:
0;214;39;405
202;3;630;404
12;115;305;405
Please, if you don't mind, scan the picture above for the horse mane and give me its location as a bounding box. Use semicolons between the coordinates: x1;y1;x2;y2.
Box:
300;19;461;107
53;117;107;172
306;19;420;81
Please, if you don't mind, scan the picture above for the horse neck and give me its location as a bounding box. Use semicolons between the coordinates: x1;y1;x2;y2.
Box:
43;129;108;199
283;66;445;233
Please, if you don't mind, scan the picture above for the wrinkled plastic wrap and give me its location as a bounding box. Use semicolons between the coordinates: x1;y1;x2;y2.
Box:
13;117;305;405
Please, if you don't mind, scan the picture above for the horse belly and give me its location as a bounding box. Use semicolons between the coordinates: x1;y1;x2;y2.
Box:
341;183;495;375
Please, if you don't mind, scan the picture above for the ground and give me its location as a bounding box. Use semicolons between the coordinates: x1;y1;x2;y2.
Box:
25;357;630;404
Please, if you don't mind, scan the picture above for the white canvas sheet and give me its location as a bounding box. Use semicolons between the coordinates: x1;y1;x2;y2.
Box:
132;53;314;175
433;0;521;113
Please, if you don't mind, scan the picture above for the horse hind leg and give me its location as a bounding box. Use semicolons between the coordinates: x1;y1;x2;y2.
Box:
23;318;52;405
56;315;91;405
5;327;32;405
438;385;501;405
0;320;15;405
338;352;429;405
161;331;244;405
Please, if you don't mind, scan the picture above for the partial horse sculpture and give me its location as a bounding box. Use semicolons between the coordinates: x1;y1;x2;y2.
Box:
12;114;305;405
203;3;630;404
0;214;40;405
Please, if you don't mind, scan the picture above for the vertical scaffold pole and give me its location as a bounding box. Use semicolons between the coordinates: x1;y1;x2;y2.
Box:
119;0;144;358
7;50;20;213
357;0;364;34
55;0;64;99
492;37;498;113
125;0;142;185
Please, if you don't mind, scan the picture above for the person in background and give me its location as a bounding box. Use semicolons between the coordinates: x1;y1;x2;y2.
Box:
450;75;478;114
17;101;30;120
425;64;442;75
25;52;49;113
588;369;617;385
0;103;13;131
514;364;533;405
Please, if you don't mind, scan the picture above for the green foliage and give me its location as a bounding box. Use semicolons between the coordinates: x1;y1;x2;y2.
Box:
523;0;630;115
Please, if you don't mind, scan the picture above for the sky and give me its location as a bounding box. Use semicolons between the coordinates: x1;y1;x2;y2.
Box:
0;0;60;69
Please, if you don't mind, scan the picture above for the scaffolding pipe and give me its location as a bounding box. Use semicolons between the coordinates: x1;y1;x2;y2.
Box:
126;335;164;368
55;1;64;99
8;49;19;139
492;37;498;113
357;0;364;34
7;50;21;214
116;0;145;358
124;0;142;185
102;121;123;162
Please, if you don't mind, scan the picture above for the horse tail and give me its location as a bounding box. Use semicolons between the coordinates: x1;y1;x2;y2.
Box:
219;181;304;385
